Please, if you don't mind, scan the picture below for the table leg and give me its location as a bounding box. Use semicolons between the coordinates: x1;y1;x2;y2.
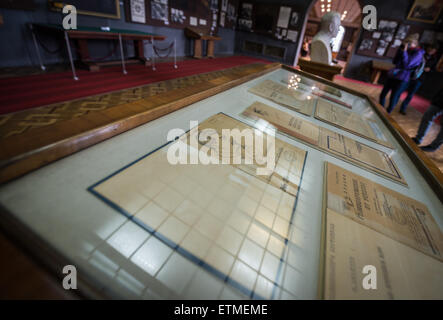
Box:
75;39;99;72
371;70;381;84
134;39;149;66
207;40;215;58
193;39;202;59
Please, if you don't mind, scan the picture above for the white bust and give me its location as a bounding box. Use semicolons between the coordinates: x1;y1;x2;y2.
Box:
310;12;341;65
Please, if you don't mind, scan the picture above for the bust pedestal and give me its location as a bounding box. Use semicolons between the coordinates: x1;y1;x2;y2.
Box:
297;58;343;81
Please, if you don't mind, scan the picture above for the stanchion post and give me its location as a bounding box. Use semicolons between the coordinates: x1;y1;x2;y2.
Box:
118;34;127;75
64;31;79;81
174;38;178;69
30;24;46;71
151;36;156;71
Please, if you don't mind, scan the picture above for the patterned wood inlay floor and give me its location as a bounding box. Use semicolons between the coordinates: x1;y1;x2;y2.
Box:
0;63;258;139
334;78;443;172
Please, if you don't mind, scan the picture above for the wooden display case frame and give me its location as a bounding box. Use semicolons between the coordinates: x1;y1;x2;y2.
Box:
0;63;441;300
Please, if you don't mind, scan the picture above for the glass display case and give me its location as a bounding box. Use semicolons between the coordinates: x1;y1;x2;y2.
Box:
0;64;441;299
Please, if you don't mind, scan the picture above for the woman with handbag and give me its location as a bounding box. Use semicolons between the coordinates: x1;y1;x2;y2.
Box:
379;33;425;114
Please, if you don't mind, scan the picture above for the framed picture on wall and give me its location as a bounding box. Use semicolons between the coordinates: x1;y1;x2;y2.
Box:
395;24;410;39
151;0;169;22
129;0;146;23
375;39;388;56
238;2;253;31
289;11;299;28
0;0;36;10
221;0;228;12
359;38;374;51
238;18;252;31
171;8;185;24
239;2;252;20
49;0;121;19
407;0;443;24
378;20;398;34
372;32;381;39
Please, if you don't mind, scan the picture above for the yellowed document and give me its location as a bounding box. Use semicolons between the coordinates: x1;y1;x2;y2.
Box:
248;80;315;116
318;128;402;182
315;99;393;148
242;102;406;185
325;162;443;261
92;113;308;298
179;113;307;197
323;208;443;299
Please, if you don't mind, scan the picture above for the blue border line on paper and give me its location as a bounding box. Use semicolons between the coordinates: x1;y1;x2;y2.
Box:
87;112;307;300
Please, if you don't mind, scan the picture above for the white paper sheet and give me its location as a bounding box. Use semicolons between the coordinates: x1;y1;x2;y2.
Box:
277;6;291;29
131;0;146;23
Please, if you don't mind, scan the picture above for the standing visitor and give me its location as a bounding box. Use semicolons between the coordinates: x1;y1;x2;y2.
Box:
398;42;440;115
379;34;424;114
412;88;443;152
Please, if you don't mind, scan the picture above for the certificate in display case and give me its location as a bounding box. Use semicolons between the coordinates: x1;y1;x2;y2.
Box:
0;63;441;300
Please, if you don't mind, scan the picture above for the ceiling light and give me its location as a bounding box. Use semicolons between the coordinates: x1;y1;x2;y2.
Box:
344;10;347;14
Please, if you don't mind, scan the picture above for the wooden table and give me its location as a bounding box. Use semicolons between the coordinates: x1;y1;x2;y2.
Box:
185;27;221;59
29;23;166;72
370;60;394;84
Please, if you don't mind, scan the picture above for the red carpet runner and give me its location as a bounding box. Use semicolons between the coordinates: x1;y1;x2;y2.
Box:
0;56;271;115
1;57;431;117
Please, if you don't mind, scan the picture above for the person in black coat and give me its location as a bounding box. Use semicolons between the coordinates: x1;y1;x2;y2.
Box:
412;88;443;152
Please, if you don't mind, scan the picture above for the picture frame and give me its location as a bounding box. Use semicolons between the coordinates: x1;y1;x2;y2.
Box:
129;0;146;24
407;0;443;24
48;0;121;19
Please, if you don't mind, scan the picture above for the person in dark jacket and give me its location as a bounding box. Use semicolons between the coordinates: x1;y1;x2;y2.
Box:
301;38;310;57
379;33;425;114
398;42;439;115
412;88;443;152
